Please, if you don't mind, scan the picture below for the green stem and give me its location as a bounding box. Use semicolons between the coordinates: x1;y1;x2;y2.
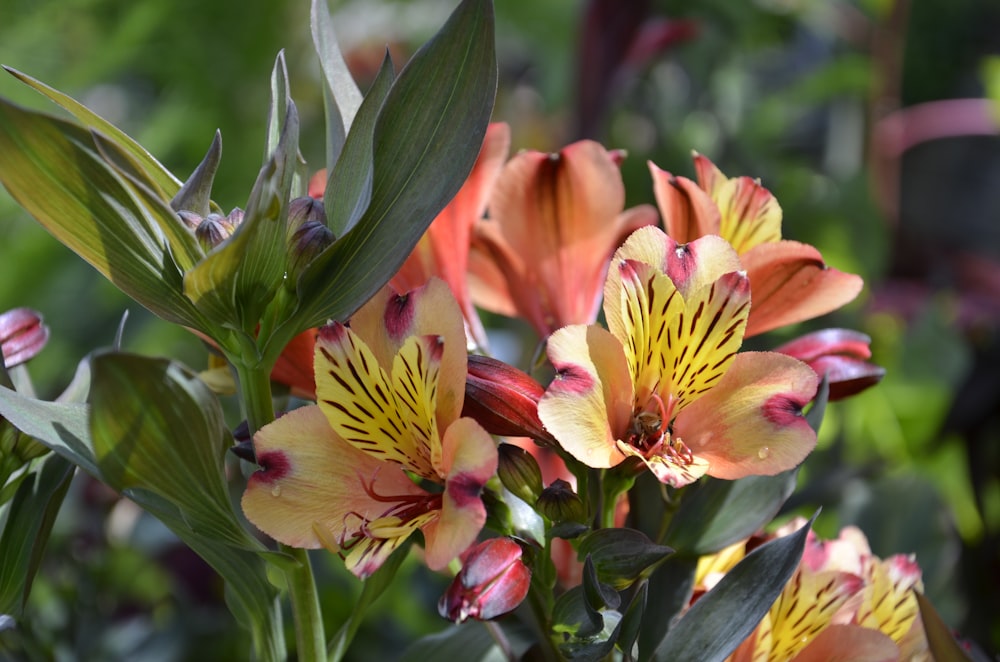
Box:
234;358;326;662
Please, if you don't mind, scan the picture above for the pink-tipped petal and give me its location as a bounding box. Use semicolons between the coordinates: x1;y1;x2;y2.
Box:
742;241;864;337
539;325;633;468
773;328;873;362
241;405;425;551
0;307;49;367
676;352;818;480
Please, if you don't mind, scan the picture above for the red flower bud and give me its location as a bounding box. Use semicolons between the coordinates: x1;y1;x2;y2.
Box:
438;538;531;623
1;307;49;368
774;328;885;401
462;355;554;443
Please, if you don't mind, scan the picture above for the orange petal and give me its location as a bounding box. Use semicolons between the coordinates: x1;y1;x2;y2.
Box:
423;417;497;570
241;405;425;551
470;140;657;336
742;240;864;337
539;324;633;468
649;160;720;243
675;352;818;480
271;328;318;400
765;569;866;660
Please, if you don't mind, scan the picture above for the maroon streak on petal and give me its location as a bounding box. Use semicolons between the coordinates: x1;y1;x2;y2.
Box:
549;363;597;395
384;291;416;340
761;393;810;427
250;450;291;483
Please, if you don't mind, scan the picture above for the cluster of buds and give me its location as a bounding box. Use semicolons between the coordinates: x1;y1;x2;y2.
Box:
178;208;246;252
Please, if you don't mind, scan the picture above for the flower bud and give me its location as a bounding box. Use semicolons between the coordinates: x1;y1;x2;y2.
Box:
774;328;885;401
177;210;203;231
0;307;49;368
537;479;586;524
438;537;531;623
497;443;544;505
288;220;334;279
462;355;554;443
286;196;328;236
195;212;236;251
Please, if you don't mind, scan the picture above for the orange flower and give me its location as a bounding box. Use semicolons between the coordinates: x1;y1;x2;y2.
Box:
649;153;863;336
469;140;658;339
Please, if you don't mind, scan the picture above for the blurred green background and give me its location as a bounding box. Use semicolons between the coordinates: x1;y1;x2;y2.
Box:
1;0;998;659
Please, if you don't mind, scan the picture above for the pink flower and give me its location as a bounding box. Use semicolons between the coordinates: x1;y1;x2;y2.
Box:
438;537;531;623
774;328;885;401
0;307;48;368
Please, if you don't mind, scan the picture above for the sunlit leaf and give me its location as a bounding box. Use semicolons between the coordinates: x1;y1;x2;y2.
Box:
87;353;284;659
0;99;207;329
288;0;497;333
3;66;182;197
648;514;816;662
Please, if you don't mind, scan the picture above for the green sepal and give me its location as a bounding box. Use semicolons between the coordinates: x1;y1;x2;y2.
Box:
171;130;223;217
183;54;299;337
577;528;673;590
648;513;817;662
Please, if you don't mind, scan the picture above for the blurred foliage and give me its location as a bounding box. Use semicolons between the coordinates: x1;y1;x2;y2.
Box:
1;0;998;658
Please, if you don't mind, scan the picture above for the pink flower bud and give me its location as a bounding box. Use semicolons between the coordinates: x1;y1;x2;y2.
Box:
438;538;531;623
774;328;885;401
462;355;554;443
1;307;49;368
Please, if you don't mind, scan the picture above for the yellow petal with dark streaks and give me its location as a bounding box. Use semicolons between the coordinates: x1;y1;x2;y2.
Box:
315;321;432;476
662;270;750;414
391;334;444;479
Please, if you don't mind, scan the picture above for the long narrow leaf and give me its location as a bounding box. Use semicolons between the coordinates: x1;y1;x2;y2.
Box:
311;0;363;169
648;514;816;662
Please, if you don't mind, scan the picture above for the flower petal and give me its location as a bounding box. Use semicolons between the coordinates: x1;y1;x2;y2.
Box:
314;322;436;477
649;160;721;243
271;328;318;400
539;324;633;468
348;278;468;427
617;440;710;488
793;624;899;662
765;569;865;660
423;417;496;570
241;405;425;552
741;240;863;337
676;352;819;480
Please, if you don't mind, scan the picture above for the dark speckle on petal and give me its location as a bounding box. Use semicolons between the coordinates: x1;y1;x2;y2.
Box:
385;292;416;340
253;450;291;483
762;393;809;427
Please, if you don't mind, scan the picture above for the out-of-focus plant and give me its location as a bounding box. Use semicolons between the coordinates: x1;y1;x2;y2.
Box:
0;0;984;661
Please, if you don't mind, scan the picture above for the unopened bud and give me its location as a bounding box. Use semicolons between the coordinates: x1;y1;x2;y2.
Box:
438;538;531;623
195;213;236;250
0;307;49;368
462;355;554;443
177;210;203;231
288;220;334;279
537;479;586;524
774;328;885;401
286;196;328;236
497;443;544;505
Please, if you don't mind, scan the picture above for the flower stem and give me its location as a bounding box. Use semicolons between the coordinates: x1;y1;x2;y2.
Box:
233;357;326;662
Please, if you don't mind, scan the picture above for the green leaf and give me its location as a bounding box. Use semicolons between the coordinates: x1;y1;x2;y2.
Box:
806;375;830;433
0;99;207;329
0;384;98;478
577;528;673;590
616;581;647;660
328;540;410;661
323;52;395;239
648;514;816;662
183;60;299;335
552;585;604;639
581;555;620;611
636;557;697;658
290;0;497;331
3;66;182;198
663;470;799;557
86;353;284;660
311;0;363;170
0;455;74;618
915;591;972;662
398;621;535;662
171;130;223;217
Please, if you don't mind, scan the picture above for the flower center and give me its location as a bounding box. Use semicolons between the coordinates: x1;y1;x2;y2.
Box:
624;393;694;465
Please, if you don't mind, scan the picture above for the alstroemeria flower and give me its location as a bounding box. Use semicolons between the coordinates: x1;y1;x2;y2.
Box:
649;153;863;336
468;140;658;339
538;227;818;488
438;537;531;623
242;279;498;578
709;520;929;662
